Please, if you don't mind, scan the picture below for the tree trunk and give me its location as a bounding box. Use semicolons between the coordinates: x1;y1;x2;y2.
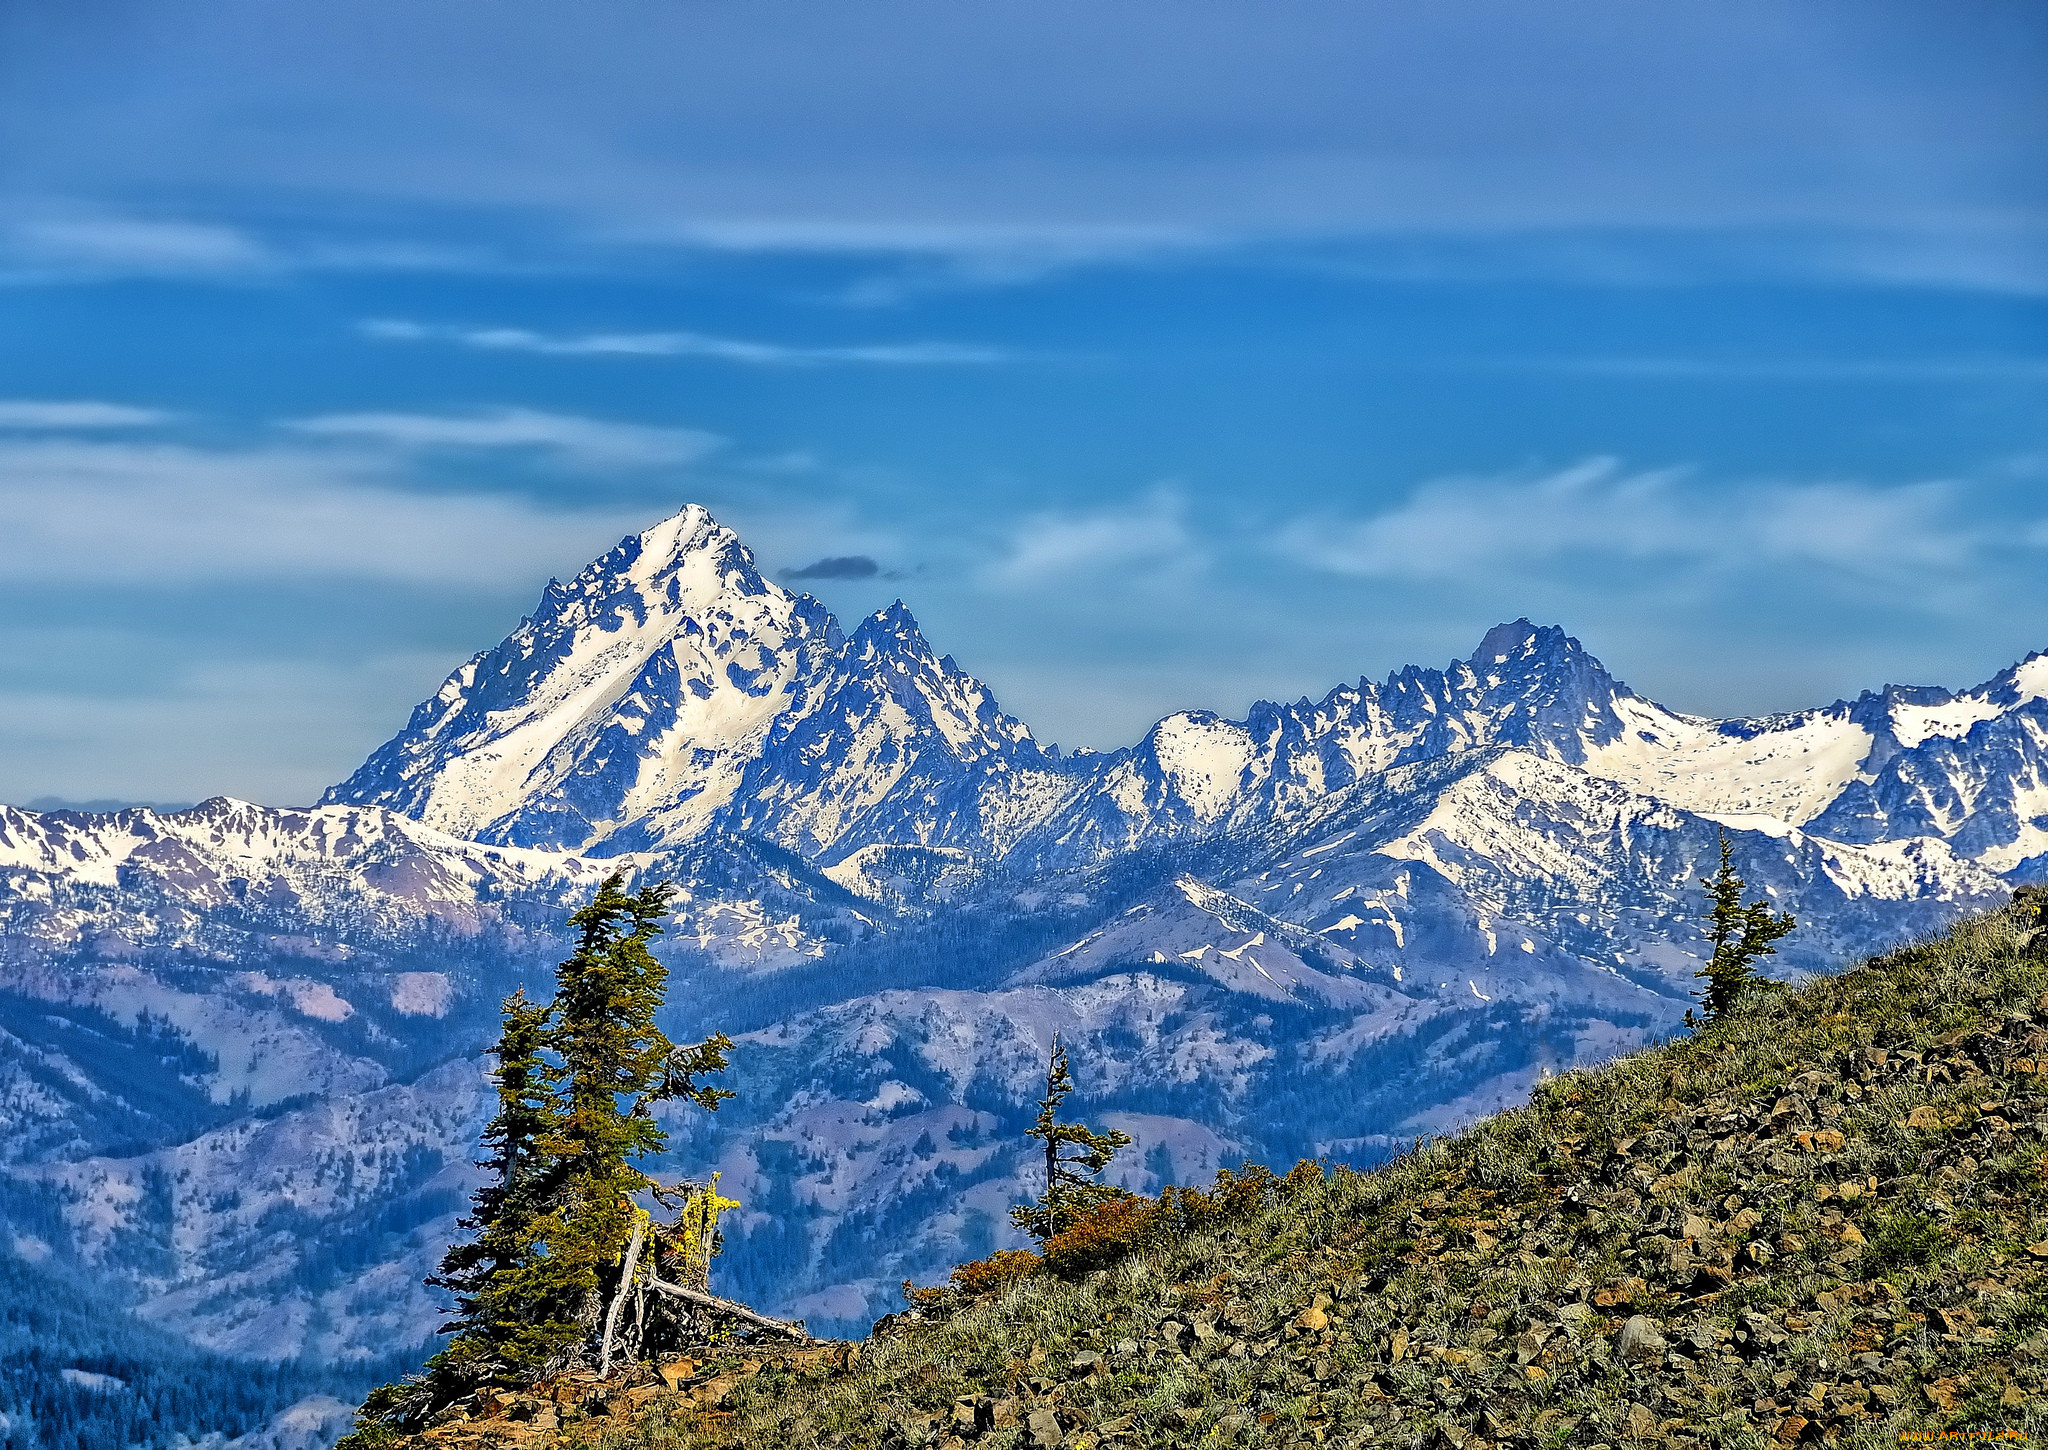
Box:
642;1273;810;1340
598;1214;647;1376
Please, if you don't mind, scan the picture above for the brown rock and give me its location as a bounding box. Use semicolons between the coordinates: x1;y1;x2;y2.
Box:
1905;1106;1945;1130
1688;1263;1734;1295
1390;1327;1409;1362
1936;1306;1978;1334
1594;1278;1647;1309
1774;1414;1808;1442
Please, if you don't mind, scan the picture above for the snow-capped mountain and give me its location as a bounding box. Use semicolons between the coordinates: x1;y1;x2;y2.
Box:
3;502;2042;1403
324;507;1071;861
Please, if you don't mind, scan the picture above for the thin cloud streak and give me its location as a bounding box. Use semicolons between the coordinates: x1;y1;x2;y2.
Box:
0;400;177;429
360;317;1007;366
982;488;1205;591
1448;355;2048;382
285;407;721;468
6;2;2040;290
0;435;653;586
1275;458;2038;601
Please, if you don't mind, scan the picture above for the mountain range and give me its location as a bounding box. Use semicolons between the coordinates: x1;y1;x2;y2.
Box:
0;504;2041;1436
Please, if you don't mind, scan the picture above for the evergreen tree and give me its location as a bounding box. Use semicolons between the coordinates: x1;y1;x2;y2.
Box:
517;874;733;1372
340;873;737;1440
1693;831;1796;1023
421;989;557;1385
1010;1037;1133;1243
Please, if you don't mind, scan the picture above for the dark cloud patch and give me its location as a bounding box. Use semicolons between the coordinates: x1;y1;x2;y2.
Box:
781;555;881;581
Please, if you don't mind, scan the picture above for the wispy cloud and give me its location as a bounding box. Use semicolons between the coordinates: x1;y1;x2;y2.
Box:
1275;458;2031;597
360;317;1006;366
0;435;654;587
7;216;270;274
0;210;504;285
0;400;177;429
984;488;1204;590
285;407;720;469
1449;354;2048;382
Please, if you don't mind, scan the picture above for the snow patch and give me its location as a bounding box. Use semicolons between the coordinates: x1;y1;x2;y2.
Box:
389;972;453;1018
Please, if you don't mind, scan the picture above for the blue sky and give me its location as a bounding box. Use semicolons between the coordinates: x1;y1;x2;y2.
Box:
1;0;2044;805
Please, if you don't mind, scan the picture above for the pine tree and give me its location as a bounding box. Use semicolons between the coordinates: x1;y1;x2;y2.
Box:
1010;1037;1133;1243
1693;831;1796;1023
341;873;738;1440
519;873;733;1371
421;989;558;1385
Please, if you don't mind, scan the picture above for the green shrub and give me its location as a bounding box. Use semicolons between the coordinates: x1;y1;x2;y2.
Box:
1862;1208;1944;1272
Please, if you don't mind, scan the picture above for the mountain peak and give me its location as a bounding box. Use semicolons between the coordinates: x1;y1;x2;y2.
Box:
1469;619;1581;669
563;504;770;611
324;503;837;846
857;599;921;636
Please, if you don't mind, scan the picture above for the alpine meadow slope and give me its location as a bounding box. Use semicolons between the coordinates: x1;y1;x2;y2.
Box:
0;503;2043;1431
380;884;2048;1450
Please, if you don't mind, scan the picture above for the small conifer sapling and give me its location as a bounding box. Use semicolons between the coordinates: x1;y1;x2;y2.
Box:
1692;831;1796;1024
1010;1036;1133;1243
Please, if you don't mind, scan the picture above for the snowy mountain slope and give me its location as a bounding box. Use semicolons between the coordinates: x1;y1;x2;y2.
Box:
320;511;2048;892
1582;652;2048;850
325;506;847;849
1008;875;1384;1008
1009;623;2048;886
1007;621;1638;867
24;1057;491;1362
1219;747;2008;995
713;602;1082;864
0;797;620;946
325;508;1071;861
1807;655;2048;876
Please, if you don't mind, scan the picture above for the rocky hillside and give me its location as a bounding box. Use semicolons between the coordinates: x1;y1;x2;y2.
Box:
386;890;2047;1448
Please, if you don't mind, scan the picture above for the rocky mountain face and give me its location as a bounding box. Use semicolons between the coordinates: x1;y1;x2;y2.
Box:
1;504;2042;1417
